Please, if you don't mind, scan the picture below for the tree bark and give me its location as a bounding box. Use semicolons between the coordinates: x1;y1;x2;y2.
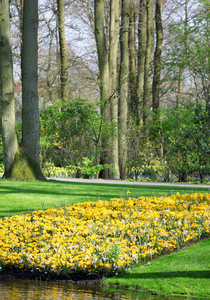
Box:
94;0;111;178
136;0;146;123
143;0;152;140
128;0;137;120
109;0;120;179
176;67;183;108
119;0;129;179
152;0;163;155
0;0;19;176
46;28;55;103
176;0;188;108
21;0;45;180
57;0;68;100
152;0;163;114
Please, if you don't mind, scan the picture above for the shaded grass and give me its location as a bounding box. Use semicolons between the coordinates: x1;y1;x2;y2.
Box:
0;179;209;218
105;238;210;298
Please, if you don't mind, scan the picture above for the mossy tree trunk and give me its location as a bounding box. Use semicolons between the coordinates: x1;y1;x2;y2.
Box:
0;0;19;176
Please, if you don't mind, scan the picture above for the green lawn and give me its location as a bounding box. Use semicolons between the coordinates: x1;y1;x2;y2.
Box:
0;179;209;218
105;238;210;299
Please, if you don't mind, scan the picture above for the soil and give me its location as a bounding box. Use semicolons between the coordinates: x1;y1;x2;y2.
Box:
0;269;101;285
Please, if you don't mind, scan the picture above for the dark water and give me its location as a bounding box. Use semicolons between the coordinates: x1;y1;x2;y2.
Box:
0;280;197;300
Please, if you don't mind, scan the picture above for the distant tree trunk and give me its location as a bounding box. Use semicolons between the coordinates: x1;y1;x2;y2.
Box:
143;0;152;140
176;67;183;108
119;0;129;179
152;0;163;114
0;0;19;176
94;0;111;179
109;0;120;179
57;0;68;100
55;16;61;99
46;29;55;103
152;0;163;154
128;0;137;120
136;0;146;123
176;0;188;108
21;0;45;180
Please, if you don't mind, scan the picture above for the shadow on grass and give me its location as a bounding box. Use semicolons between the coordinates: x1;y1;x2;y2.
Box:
0;180;193;197
117;270;210;279
0;178;209;194
0;179;209;218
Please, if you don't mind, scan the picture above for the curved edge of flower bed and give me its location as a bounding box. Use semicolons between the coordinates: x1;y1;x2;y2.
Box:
1;235;209;287
0;269;102;285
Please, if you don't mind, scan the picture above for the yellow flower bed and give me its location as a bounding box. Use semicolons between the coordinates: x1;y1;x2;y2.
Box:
0;193;209;276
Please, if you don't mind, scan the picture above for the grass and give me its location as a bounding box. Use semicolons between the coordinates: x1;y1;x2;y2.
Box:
0;178;209;218
0;178;210;298
105;238;210;299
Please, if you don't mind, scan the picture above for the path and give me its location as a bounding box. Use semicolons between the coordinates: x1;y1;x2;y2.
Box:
47;177;210;189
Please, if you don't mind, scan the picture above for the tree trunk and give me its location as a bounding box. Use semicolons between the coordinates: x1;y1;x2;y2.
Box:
176;0;188;108
119;0;129;179
21;0;45;180
109;0;120;179
94;0;111;179
176;66;183;108
143;0;152;140
0;0;19;176
128;0;137;120
152;0;163;153
152;0;163;114
57;0;68;100
136;0;146;124
46;29;55;103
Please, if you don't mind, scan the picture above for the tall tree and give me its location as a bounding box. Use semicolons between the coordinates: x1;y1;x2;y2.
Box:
57;0;68;100
128;0;137;119
119;0;129;179
21;0;45;179
152;0;163;115
136;0;147;124
94;0;111;178
152;0;163;150
0;0;19;176
109;0;120;179
143;0;152;140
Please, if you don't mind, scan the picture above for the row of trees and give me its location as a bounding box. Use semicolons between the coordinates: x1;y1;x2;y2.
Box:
0;0;209;181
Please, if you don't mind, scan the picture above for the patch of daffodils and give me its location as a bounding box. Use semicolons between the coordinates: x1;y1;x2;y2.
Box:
0;193;209;276
42;161;75;178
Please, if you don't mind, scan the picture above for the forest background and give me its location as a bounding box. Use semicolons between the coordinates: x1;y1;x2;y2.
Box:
0;0;209;183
